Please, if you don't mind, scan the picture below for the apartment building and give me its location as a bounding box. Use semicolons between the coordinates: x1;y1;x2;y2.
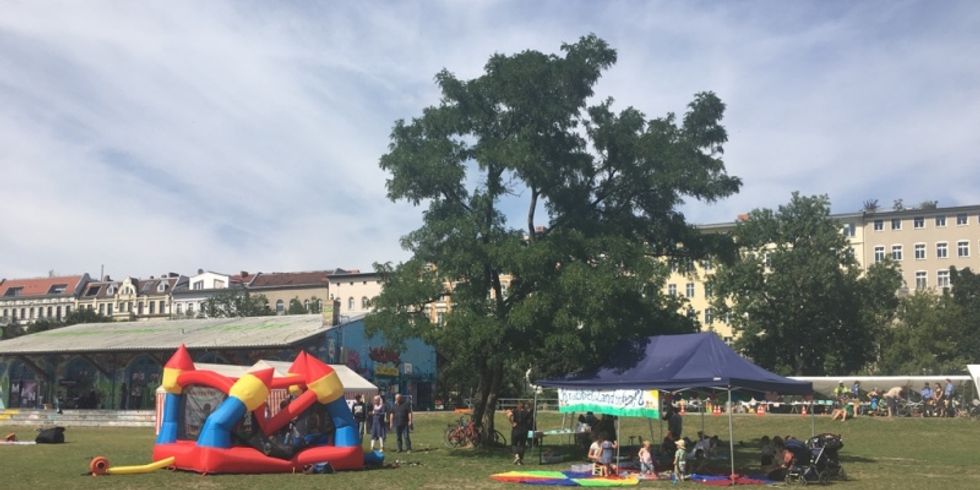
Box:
863;206;980;293
247;270;332;315
664;205;979;341
327;270;383;319
171;270;248;318
0;274;90;325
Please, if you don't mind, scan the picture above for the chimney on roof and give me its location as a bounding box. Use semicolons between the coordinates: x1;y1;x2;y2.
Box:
240;271;249;278
198;268;204;274
103;275;111;281
169;272;179;278
150;275;155;279
49;269;55;278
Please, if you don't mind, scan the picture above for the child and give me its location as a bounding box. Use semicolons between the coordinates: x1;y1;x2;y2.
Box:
760;435;774;467
638;440;654;475
673;439;687;483
599;435;618;475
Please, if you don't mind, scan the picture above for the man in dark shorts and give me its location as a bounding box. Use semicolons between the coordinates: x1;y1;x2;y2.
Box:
351;394;367;438
509;402;532;465
390;394;413;452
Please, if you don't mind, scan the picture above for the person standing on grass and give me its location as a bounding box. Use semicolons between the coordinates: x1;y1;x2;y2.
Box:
883;386;903;417
944;379;955;417
673;438;687;483
920;383;933;417
508;402;532;465
369;394;388;452
390;393;413;453
351;394;367;439
666;405;683;439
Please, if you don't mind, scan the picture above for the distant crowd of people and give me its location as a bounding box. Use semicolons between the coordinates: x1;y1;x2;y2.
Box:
830;379;958;420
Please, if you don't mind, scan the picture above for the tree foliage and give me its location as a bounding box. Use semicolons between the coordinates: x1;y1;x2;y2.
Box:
710;193;902;375
878;267;980;374
202;290;274;318
367;35;741;440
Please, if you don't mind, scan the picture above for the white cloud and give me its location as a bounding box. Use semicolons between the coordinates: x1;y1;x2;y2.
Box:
1;1;978;278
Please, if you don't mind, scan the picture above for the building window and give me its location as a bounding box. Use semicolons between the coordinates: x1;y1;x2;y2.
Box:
99;304;105;315
891;245;903;261
874;246;885;263
159;300;165;314
149;302;155;314
685;283;695;298
107;304;114;315
915;271;927;290
937;242;948;259
176;303;183;315
913;217;924;229
436;312;445;325
936;215;946;227
701;258;714;270
347;297;354;311
187;303;195;315
361;296;369;309
704;283;713;298
873;219;883;231
56;306;62;319
47;306;53;317
937;270;950;288
914;243;926;260
841;223;855;237
956;213;968;225
686;308;696;319
704;308;714;325
891;218;902;230
137;303;144;315
275;300;284;314
193;280;204;290
958;240;970;257
668;284;677;296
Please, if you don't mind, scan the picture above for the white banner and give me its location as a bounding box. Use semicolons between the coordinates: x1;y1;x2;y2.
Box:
558;388;660;418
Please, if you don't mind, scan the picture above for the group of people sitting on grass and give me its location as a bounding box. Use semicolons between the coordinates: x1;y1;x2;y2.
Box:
583;428;721;480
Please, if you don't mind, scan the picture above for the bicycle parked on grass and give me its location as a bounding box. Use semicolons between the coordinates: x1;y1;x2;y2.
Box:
444;415;506;448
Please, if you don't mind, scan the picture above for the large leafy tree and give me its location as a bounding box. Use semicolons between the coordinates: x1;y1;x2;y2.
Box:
878;267;980;374
710;193;902;375
367;35;741;439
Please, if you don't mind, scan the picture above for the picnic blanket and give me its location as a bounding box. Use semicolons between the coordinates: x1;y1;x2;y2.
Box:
688;473;774;486
491;470;640;487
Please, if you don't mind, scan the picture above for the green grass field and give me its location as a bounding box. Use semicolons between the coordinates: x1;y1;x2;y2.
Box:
2;412;978;489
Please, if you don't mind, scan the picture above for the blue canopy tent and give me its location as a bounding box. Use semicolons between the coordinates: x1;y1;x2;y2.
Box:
537;333;813;483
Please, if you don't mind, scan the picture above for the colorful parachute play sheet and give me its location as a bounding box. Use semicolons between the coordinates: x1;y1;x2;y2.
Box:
688;473;774;486
490;470;639;486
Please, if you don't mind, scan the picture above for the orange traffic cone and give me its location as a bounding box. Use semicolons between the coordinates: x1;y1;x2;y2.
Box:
756;403;766;416
712;404;721;416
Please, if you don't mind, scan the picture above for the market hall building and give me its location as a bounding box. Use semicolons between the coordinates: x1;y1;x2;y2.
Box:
0;315;436;411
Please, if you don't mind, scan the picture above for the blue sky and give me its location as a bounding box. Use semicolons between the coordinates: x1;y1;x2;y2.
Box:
1;1;978;279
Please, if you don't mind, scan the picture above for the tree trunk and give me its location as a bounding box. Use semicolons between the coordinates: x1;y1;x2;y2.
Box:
470;359;504;446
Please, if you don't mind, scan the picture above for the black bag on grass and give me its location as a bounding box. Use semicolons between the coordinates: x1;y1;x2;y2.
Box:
36;426;66;444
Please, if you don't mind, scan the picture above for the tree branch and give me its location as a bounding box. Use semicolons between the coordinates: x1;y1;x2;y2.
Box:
528;186;538;240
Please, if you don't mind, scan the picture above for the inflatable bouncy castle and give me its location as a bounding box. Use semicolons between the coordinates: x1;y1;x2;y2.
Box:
146;344;378;474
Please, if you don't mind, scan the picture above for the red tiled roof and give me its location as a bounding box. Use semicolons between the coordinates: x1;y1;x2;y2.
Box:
0;275;87;299
248;271;330;289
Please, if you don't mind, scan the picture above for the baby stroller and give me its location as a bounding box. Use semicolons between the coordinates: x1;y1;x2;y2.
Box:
807;433;846;481
784;435;845;486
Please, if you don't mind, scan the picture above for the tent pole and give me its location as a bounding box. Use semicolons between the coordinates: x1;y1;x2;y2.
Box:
727;387;735;486
616;416;621;471
810;399;815;438
701;392;705;435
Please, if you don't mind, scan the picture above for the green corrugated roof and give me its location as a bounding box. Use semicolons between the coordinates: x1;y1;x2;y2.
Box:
0;315;329;354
